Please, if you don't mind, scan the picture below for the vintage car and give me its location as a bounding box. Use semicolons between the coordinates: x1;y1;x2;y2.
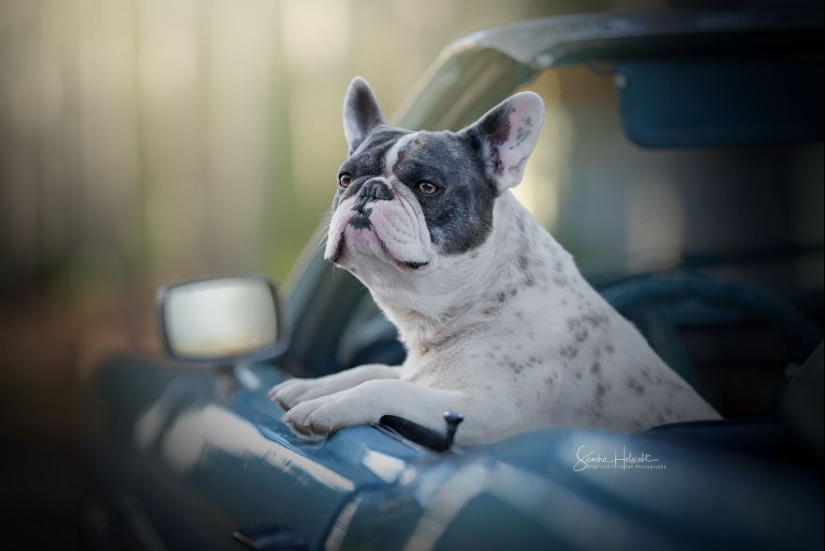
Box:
85;7;823;551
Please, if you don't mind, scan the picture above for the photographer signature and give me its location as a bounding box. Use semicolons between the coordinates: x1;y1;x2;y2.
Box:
574;445;664;472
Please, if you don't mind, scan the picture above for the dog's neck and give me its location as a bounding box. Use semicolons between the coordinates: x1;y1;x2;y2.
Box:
369;192;572;357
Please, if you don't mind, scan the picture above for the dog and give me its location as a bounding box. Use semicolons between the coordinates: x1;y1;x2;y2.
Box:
269;77;720;444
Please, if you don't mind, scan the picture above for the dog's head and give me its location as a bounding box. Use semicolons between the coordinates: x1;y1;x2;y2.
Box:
325;77;544;291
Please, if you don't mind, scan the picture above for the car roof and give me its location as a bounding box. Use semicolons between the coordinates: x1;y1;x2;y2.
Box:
396;7;824;131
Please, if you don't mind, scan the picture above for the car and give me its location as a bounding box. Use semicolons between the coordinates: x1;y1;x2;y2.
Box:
85;7;823;551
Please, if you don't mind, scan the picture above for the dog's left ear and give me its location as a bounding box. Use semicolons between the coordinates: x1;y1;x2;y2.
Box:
462;92;545;192
343;77;386;155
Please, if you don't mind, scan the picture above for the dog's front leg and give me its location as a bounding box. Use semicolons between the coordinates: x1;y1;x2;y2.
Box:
283;379;486;444
269;364;400;410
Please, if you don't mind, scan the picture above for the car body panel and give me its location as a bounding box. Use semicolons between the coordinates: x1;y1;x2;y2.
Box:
91;356;438;549
89;355;822;551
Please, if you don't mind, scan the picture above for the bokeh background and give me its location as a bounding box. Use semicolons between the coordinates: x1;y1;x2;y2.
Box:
1;0;625;442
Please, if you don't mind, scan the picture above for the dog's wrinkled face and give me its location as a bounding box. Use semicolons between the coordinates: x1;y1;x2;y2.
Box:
325;128;497;271
324;78;544;285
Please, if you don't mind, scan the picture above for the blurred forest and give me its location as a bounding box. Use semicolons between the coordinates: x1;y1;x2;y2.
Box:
0;0;624;440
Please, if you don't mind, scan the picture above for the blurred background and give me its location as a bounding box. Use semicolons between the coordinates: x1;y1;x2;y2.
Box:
1;0;627;443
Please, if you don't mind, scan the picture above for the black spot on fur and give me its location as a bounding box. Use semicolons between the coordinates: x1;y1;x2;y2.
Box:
348;213;372;229
560;345;579;359
567;316;593;344
627;378;646;395
514;116;533;147
590;361;601;375
503;355;525;374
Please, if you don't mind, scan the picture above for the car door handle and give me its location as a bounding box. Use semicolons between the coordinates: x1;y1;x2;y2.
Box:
379;411;464;451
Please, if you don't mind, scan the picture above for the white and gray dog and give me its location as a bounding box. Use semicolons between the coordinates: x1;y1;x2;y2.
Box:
269;77;719;444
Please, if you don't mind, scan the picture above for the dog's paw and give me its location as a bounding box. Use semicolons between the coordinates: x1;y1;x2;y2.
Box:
282;396;337;438
268;378;329;410
282;392;374;439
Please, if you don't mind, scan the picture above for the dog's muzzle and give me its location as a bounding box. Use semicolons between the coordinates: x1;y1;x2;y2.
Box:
349;178;395;229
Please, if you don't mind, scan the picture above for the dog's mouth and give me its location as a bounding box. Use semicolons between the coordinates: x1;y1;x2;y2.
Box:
399;259;429;270
329;230;429;271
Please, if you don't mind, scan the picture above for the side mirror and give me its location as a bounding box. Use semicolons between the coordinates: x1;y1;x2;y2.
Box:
157;275;286;364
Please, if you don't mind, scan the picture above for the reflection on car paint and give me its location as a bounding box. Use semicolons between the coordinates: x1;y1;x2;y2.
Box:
158;402;356;492
325;494;366;551
133;378;187;451
361;449;412;484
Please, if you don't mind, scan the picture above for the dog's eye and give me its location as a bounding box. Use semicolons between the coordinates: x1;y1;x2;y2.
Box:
338;174;353;188
417;181;438;195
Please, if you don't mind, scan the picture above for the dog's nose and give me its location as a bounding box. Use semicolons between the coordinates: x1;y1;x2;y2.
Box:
353;178;394;215
358;178;395;202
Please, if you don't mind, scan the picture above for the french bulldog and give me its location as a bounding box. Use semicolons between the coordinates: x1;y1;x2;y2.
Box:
269;77;720;444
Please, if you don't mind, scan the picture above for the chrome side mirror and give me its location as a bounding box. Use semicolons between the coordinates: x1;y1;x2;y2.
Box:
157;275;286;364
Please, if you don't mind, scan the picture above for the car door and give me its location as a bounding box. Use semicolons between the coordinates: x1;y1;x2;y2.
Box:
88;351;445;550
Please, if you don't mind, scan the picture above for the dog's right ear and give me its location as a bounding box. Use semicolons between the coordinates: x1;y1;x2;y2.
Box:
343;77;385;155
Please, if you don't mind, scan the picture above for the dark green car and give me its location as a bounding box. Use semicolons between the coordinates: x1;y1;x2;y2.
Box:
87;7;823;551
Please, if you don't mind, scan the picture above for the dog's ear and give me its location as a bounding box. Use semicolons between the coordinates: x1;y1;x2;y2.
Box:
462;92;545;192
343;77;386;155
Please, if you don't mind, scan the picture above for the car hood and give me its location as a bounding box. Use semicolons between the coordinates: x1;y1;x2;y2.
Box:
87;355;822;551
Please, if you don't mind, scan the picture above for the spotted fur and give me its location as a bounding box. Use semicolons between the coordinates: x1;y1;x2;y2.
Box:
270;77;720;444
